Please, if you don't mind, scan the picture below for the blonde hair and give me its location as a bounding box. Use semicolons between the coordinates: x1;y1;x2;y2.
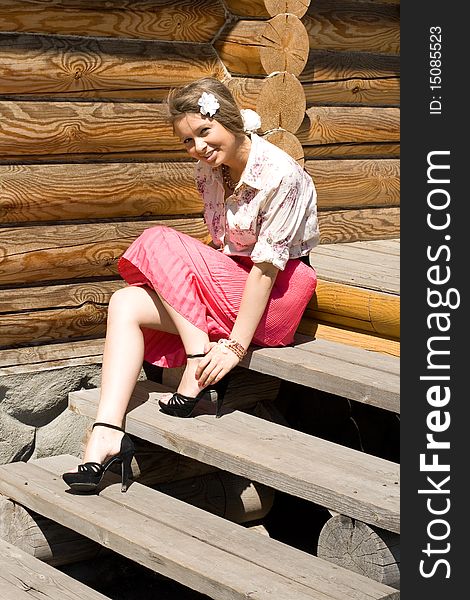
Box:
166;78;245;136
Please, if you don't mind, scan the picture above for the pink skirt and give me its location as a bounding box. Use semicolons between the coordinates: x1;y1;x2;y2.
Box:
118;225;317;368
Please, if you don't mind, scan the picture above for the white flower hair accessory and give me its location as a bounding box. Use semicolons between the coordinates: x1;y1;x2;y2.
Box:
198;92;220;117
240;109;261;133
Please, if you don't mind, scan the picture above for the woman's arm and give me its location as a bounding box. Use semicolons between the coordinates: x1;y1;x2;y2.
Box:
230;261;278;349
196;261;278;386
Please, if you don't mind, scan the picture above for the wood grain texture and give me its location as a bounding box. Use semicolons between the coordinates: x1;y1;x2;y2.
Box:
304;143;400;160
224;0;311;18
0;158;400;223
0;281;123;348
0;101;178;158
298;106;400;147
0;306;108;349
257;72;306;133
301;38;400;108
0;456;399;599
214;15;309;76
259;14;310;76
307;159;399;210
304;0;400;55
304;77;399;107
318;207;400;244
317;515;400;589
0;538;109;599
67;383;400;532
0;339;105;373
0;497;104;567
244;335;399;410
0;34;224;101
0;219;208;285
0;0;225;43
307;279;400;339
0;162;202;223
297;321;400;357
311;239;400;293
0;102;399;161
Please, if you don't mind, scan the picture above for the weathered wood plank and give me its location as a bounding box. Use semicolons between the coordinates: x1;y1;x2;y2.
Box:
292;333;399;373
0;0;225;43
243;338;399;410
0;101;177;158
0;306;107;349
307;159;399;210
0;162;203;223
307;280;399;339
311;239;400;292
0;219;208;285
0;538;109;599
304;143;400;159
298;322;400;357
0;281;122;313
303;78;399;107
67;383;400;533
0;34;224;101
0;457;399;600
0;339;104;373
318;207;400;244
298;107;400;147
301;50;400;106
304;0;400;55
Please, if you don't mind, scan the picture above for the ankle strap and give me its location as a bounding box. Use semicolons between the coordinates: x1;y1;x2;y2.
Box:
186;353;206;359
92;422;125;432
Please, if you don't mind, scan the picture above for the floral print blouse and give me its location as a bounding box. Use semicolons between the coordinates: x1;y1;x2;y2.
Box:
194;133;320;270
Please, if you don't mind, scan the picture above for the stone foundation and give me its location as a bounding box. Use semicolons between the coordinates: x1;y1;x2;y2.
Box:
0;365;102;464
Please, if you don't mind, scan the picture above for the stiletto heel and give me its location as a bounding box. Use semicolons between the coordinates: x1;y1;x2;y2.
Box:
62;422;135;493
214;374;230;418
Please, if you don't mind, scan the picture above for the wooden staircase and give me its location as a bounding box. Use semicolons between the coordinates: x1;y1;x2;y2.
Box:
0;376;399;599
0;452;398;600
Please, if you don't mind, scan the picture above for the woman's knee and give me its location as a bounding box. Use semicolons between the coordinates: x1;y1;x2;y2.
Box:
108;286;151;320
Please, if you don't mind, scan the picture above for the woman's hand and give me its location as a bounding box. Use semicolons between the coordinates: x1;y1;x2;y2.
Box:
195;341;240;387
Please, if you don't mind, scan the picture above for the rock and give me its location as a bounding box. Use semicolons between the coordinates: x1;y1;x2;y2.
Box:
0;366;101;427
0;410;35;464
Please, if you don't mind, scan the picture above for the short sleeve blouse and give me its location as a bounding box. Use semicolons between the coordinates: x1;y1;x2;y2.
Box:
194;133;320;271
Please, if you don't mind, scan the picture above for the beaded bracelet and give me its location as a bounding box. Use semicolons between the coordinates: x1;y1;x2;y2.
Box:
217;338;247;360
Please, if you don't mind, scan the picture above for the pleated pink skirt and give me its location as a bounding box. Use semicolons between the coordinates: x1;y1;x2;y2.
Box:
118;225;317;368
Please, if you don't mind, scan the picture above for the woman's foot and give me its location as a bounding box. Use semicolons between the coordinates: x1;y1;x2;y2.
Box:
159;356;205;407
66;424;124;473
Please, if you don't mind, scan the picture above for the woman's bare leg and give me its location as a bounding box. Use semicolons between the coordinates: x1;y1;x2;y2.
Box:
77;285;210;467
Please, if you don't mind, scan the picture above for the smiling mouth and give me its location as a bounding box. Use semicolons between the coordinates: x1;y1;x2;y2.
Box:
202;150;216;160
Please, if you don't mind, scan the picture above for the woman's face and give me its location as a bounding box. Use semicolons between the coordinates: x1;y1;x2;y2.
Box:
173;112;238;167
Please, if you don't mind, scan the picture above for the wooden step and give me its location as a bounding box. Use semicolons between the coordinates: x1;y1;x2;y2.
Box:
0;456;399;600
243;333;400;413
0;537;108;599
68;381;400;534
312;239;400;295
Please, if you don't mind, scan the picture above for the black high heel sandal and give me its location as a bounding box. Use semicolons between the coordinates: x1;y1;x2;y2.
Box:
158;353;228;418
62;422;135;493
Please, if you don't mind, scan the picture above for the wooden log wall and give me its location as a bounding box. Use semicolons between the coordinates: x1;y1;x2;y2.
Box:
0;0;400;360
